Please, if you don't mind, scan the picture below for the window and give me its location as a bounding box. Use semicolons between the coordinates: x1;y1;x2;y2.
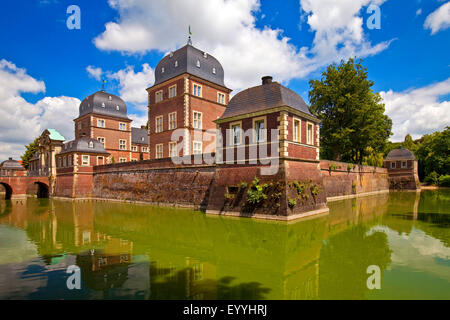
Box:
131;146;138;152
63;156;67;167
101;102;105;108
212;67;216;74
58;158;62;167
88;141;94;148
193;141;202;155
69;155;73;166
116;105;120;111
217;92;225;104
119;139;126;150
231;122;242;146
169;142;177;157
193;84;202;97
169;85;177;98
391;162;396;169
97;156;104;165
293;118;301;142
155;116;163;133
196;59;201;68
119;123;126;131
193;111;202;129
119;158;127;163
97;137;105;147
97;119;105;128
402;161;407;168
155;90;163;103
175;60;178;67
161;67;165;73
169;112;177;130
156;144;163;159
78;122;82;130
108;96;112;101
142;147;149;153
82;155;89;166
253;118;266;143
307;122;314;145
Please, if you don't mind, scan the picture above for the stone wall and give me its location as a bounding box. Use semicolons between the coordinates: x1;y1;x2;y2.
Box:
320;160;389;200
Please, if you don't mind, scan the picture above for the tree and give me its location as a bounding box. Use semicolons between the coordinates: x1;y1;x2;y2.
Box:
309;58;392;164
415;127;450;180
21;138;39;169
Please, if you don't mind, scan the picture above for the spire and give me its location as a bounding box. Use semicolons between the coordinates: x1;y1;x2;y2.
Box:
187;25;193;46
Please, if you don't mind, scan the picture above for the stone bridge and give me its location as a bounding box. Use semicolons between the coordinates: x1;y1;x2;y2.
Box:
0;176;50;200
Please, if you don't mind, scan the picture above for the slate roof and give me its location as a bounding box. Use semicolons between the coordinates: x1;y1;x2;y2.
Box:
131;127;148;145
386;147;416;160
79;91;129;120
153;44;226;87
218;80;316;121
0;158;24;170
59;137;109;155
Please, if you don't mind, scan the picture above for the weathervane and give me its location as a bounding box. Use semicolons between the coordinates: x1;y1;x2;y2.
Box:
101;77;107;91
187;25;193;45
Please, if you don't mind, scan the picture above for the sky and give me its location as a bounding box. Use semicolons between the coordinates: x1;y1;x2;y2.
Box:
0;0;449;160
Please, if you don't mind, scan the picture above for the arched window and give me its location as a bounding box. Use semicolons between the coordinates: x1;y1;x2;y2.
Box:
196;60;201;68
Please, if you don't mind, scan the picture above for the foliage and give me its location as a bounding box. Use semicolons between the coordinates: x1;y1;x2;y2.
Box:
329;163;337;171
362;146;384;167
21;138;39;170
309;58;392;164
438;175;450;187
292;180;309;201
246;178;268;206
288;198;297;209
240;182;248;189
424;172;438;185
415;127;450;180
310;184;321;201
224;193;235;201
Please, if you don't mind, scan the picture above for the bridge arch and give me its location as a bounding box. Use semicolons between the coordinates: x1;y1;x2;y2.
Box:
0;182;12;200
35;182;49;198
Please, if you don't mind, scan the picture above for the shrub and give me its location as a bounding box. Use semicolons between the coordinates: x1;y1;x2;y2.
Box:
329;163;337;171
246;178;268;205
240;182;248;189
288;198;297;209
438;175;450;187
424;171;438;185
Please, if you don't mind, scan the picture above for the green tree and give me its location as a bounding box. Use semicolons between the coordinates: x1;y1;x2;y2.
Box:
415;127;450;180
309;58;392;164
21;138;39;169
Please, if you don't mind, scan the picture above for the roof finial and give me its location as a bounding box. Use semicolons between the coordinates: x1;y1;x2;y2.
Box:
187;25;193;46
101;77;107;92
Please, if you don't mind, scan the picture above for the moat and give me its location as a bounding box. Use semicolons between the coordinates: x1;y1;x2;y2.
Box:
0;190;449;300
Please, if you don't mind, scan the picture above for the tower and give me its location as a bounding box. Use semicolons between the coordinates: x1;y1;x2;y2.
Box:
146;44;232;159
74;91;132;163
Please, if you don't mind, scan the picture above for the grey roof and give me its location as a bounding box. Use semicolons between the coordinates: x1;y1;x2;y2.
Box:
79;91;129;120
59;137;109;155
131;127;148;145
218;81;316;120
154;44;226;87
386;148;416;160
0;158;24;170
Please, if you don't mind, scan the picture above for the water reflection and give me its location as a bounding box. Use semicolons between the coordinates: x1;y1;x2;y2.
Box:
0;190;449;300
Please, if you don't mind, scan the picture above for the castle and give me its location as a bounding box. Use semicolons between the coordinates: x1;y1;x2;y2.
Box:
0;42;418;220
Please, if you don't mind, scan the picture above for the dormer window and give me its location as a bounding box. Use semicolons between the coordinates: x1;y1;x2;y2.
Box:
116;105;120;111
161;67;165;73
212;68;216;74
203;52;208;58
101;102;105;108
108;96;112;101
88;141;94;148
174;60;178;67
141;137;144;142
169;52;173;58
196;60;201;68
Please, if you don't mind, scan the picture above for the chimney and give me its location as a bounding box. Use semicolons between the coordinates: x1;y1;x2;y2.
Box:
141;125;146;129
262;76;273;85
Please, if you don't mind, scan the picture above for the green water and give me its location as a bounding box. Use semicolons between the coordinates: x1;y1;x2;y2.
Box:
0;190;449;300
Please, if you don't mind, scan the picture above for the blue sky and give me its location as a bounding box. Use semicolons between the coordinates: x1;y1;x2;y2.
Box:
0;0;449;159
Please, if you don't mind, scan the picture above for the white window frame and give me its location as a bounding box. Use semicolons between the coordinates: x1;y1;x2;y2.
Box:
131;145;138;152
252;116;267;143
156;144;163;159
169;112;177;130
155;115;163;133
193;111;202;130
169;85;177;98
306;122;314;145
217;92;226;104
193;83;202;97
119;158;127;163
97;137;105;147
82;155;90;166
193;141;202;155
97;119;105;128
230;121;242;146
293;117;301;143
155;90;163;103
169;142;177;157
142;146;149;153
119;122;127;131
119;139;127;150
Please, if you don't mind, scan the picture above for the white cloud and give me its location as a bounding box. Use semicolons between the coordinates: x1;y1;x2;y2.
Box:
380;78;450;141
93;0;392;91
424;2;450;34
86;65;103;81
108;63;154;105
416;8;422;16
0;59;80;161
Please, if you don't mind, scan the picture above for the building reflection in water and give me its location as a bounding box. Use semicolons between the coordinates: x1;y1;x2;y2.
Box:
0;189;448;299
